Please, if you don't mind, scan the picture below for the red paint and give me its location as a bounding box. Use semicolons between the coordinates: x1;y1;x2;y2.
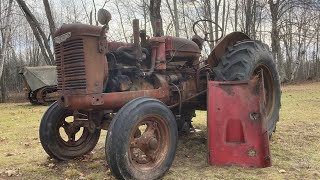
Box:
207;80;271;168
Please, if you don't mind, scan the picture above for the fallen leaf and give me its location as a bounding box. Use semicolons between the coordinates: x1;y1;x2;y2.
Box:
279;169;286;173
48;163;55;168
313;172;320;177
5;153;15;157
5;170;17;177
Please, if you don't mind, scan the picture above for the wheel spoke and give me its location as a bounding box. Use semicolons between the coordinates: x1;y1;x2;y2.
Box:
134;129;141;138
145;151;156;162
196;24;205;33
130;138;139;148
68;133;76;144
61;119;82;144
144;122;157;135
62;121;70;133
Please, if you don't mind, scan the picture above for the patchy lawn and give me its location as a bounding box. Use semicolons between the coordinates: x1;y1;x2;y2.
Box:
0;82;320;179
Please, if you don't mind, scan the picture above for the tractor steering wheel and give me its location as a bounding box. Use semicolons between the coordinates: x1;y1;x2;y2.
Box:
192;19;223;42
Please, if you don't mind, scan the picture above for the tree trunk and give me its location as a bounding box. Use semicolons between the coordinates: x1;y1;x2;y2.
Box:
16;0;55;65
142;0;147;31
214;0;222;43
0;69;6;103
268;0;285;81
150;0;163;36
43;0;56;38
251;0;256;39
235;0;238;31
224;2;230;35
0;0;13;81
245;0;253;35
181;0;188;38
221;0;226;36
316;28;319;77
204;0;214;49
115;1;128;43
173;0;179;37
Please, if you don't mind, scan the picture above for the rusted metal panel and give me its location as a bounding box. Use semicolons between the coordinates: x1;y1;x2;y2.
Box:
59;74;169;110
165;36;201;62
107;42;132;52
54;24;108;97
54;23;103;38
207;77;271;168
150;37;166;70
208;32;250;68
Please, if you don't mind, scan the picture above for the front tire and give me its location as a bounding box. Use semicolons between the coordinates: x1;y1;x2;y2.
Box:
213;40;281;137
106;97;178;180
39;101;101;160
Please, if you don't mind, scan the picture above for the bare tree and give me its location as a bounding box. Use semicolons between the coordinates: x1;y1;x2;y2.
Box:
150;0;163;36
165;0;179;37
0;0;13;80
268;0;289;81
43;0;56;38
234;0;239;31
115;1;128;43
16;0;55;65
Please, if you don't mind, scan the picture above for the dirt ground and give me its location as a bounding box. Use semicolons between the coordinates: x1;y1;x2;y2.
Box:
0;82;319;180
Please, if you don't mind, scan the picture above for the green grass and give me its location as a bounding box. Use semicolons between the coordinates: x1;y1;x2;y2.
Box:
1;82;320;179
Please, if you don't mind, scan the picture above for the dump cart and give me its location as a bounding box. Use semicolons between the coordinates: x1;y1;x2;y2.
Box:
20;66;58;105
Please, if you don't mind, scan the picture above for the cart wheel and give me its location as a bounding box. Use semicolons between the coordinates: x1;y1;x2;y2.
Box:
28;91;40;105
39;101;101;160
106;97;177;180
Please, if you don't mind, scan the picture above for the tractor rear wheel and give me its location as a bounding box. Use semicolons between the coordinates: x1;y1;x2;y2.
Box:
39;102;101;160
213;40;281;137
106;97;177;180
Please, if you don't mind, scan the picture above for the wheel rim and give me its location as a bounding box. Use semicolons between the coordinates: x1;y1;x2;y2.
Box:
56;112;92;148
253;64;275;122
128;114;170;171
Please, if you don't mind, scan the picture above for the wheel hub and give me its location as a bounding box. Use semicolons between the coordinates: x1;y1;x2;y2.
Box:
129;117;169;167
149;137;158;150
134;123;159;153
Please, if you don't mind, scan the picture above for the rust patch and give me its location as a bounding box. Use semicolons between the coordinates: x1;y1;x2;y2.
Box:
218;84;235;96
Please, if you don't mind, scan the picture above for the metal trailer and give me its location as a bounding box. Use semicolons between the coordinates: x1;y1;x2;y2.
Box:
20;66;58;105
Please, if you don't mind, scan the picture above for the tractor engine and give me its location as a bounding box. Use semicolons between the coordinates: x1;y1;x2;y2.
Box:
53;20;203;111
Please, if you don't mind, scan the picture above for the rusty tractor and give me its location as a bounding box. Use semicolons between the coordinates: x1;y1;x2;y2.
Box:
20;66;58;105
39;9;281;180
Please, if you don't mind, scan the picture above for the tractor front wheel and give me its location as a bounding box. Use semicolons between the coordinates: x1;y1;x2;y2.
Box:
106;97;178;180
39;102;101;160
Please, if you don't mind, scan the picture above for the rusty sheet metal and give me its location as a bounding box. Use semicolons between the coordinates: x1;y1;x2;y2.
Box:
54;24;108;96
54;23;103;38
165;36;201;62
59;75;169;110
107;42;132;52
150;37;166;70
207;77;271;168
207;32;250;68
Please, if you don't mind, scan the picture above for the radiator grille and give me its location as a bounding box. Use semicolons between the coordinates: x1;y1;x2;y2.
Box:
55;38;86;91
